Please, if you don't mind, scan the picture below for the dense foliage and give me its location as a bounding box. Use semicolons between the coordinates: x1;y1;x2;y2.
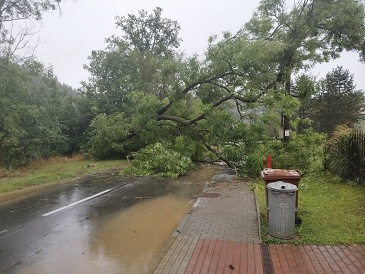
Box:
244;129;325;176
1;1;365;181
308;67;364;134
124;142;192;178
80;1;365;177
0;60;80;168
0;0;85;168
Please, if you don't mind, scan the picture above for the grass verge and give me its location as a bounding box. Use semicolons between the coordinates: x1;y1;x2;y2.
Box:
251;172;365;245
0;156;128;194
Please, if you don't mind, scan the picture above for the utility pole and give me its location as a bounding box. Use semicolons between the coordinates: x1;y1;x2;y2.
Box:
283;74;291;144
283;113;290;144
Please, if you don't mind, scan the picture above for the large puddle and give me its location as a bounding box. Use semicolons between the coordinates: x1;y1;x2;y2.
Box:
8;165;219;274
91;195;193;273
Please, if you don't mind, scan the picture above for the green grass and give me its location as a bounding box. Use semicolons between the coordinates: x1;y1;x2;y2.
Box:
252;172;365;245
0;156;128;193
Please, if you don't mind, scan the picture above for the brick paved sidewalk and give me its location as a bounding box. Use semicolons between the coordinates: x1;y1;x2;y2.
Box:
270;244;365;274
174;180;260;243
153;172;365;274
154;176;262;274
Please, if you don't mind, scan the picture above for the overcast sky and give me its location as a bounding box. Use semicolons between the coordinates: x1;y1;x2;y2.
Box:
34;0;365;91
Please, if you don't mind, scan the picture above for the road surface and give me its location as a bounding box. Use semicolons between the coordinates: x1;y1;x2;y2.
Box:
0;170;210;274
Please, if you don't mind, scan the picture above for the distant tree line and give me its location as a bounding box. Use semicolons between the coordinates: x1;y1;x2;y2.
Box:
295;66;364;135
0;0;84;168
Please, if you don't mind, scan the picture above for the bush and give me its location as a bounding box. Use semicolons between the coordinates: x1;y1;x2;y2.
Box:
243;129;325;177
242;143;272;177
325;125;365;185
86;113;129;159
124;142;192;178
271;129;325;173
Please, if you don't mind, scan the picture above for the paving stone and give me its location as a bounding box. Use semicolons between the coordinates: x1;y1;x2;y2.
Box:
153;169;365;274
153;178;261;274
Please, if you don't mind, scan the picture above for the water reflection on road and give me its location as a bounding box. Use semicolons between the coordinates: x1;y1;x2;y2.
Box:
7;165;218;274
92;195;192;273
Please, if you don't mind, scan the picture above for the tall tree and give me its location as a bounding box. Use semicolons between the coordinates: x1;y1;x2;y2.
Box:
110;7;181;58
0;0;72;168
81;7;183;121
310;66;364;134
244;0;365;142
82;2;365;170
0;60;72;168
82;12;288;165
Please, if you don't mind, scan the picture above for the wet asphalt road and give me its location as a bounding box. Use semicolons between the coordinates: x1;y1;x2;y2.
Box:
0;172;200;273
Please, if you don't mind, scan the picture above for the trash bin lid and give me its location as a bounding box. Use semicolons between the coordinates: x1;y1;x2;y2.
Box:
261;168;302;179
267;181;298;192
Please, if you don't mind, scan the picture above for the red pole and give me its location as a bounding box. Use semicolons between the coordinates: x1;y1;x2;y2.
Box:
267;155;271;168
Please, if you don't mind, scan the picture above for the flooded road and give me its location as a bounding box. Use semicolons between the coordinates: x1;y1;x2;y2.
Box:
0;165;219;274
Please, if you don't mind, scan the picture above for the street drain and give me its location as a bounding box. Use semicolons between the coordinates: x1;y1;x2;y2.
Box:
261;244;275;274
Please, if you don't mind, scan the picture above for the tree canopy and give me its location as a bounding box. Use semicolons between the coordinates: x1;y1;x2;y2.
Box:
309;66;364;134
1;1;365;176
0;0;63;62
0;59;79;168
110;7;181;58
80;1;365;175
0;0;61;24
245;0;365;73
0;0;83;168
